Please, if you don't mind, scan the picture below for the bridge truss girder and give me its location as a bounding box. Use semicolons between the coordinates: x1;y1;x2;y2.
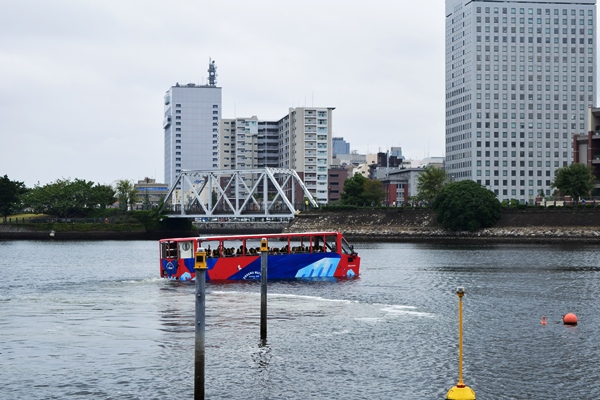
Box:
160;168;319;219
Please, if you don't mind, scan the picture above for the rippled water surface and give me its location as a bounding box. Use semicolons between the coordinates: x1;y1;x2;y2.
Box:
2;240;600;399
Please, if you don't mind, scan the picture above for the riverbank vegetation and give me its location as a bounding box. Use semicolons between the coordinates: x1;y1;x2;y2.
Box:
431;180;502;231
0;175;191;232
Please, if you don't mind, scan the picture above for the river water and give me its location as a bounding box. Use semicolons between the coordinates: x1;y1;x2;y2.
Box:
2;240;600;399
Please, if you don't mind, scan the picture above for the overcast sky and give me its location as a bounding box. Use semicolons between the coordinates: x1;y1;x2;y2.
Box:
1;0;446;188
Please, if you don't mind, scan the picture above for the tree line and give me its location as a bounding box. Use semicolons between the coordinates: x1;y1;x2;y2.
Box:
0;176;142;221
335;163;596;231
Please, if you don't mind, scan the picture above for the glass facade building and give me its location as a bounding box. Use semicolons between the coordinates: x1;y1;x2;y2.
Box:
445;0;596;202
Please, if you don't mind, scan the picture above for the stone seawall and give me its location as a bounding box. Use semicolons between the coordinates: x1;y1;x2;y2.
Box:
285;209;600;243
3;209;600;243
0;225;198;241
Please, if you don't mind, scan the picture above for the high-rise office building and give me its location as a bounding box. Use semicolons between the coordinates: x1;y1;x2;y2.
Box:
332;137;350;155
445;0;596;202
163;60;222;186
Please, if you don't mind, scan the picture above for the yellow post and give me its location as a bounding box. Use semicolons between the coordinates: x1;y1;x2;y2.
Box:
446;287;476;400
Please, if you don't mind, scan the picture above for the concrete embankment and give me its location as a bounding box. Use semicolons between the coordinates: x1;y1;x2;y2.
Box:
3;208;600;243
0;225;198;241
285;209;600;244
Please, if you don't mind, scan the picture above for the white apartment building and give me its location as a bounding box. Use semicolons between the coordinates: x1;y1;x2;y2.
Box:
163;81;221;186
445;0;596;202
218;107;334;203
278;107;334;204
219;116;280;170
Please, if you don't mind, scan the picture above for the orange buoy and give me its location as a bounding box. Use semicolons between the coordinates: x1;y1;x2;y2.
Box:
540;316;547;325
563;313;578;325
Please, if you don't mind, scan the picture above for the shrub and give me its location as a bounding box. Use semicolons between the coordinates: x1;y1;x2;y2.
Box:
431;180;502;231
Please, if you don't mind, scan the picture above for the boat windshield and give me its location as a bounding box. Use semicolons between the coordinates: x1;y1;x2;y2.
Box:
341;237;354;255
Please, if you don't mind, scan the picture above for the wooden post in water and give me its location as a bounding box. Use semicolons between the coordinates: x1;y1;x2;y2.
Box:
260;238;268;341
194;247;207;400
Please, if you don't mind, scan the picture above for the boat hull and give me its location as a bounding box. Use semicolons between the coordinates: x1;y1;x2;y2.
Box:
161;252;359;281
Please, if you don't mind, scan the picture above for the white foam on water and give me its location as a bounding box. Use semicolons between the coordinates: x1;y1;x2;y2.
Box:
353;317;384;324
210;290;356;304
381;305;434;317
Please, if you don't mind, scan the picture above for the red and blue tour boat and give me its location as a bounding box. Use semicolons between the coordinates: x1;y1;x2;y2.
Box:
159;231;360;281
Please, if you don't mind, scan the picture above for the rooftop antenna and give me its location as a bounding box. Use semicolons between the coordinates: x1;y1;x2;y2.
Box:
208;58;217;86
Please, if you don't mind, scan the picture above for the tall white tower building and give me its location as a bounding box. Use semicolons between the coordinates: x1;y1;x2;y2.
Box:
445;0;596;202
163;60;222;186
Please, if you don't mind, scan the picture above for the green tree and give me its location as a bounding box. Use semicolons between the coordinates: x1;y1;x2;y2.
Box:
339;173;386;206
363;179;386;205
431;180;502;231
340;173;368;205
0;175;27;221
90;184;117;209
550;163;594;201
416;165;448;204
114;179;138;211
24;178;100;217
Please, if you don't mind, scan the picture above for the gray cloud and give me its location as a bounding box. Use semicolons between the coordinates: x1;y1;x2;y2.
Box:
0;0;446;187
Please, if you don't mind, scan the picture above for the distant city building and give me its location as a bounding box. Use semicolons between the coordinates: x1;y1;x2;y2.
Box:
218;116;279;198
573;107;600;194
334;151;367;167
280;107;334;204
327;166;351;202
445;0;597;202
163;60;221;186
380;168;424;205
390;146;403;159
353;154;378;178
402;157;445;169
422;157;445;168
218;107;334;204
219;116;280;170
133;178;169;209
377;151;404;168
332;137;350;155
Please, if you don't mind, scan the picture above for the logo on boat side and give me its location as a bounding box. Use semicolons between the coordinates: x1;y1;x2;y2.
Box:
243;271;261;280
165;261;176;271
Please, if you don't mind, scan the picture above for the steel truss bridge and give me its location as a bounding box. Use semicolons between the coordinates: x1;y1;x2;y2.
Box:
160;168;319;220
